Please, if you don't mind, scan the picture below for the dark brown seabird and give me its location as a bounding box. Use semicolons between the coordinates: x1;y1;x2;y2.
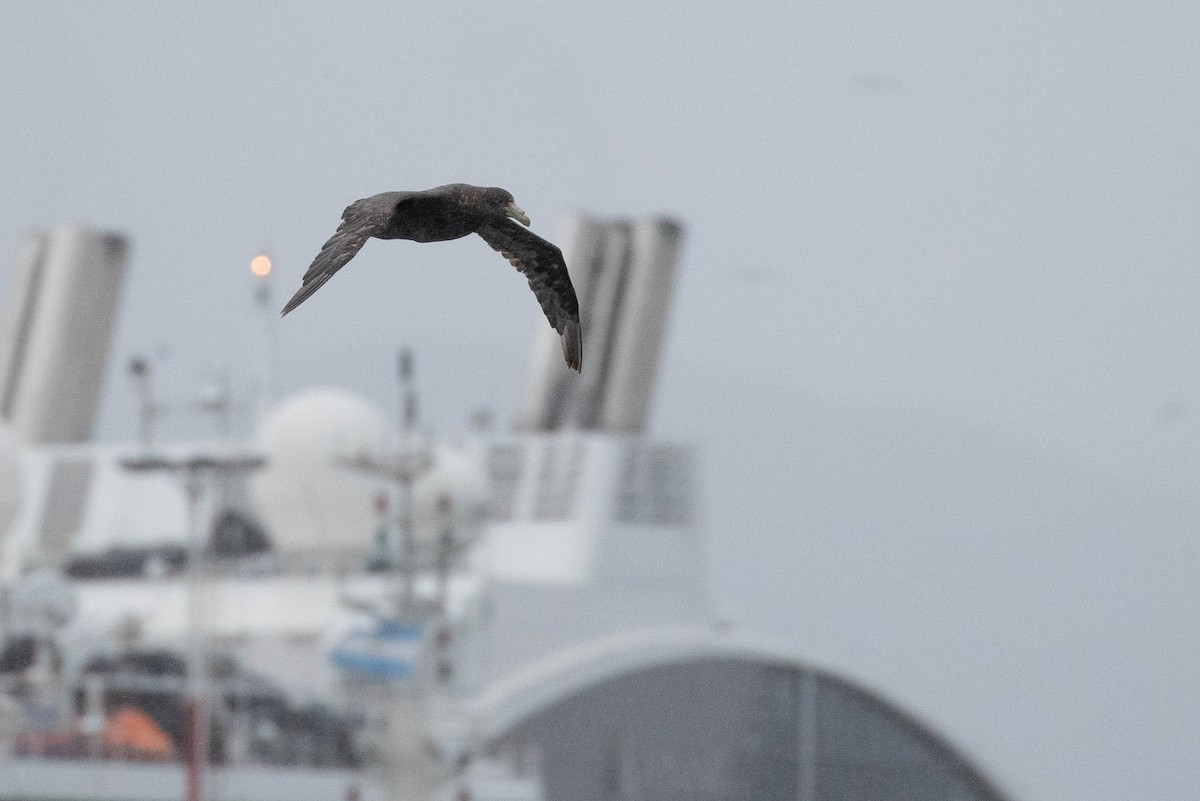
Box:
281;184;583;372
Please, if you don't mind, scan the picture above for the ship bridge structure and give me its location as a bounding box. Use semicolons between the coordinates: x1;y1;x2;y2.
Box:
0;216;1014;801
428;215;1012;801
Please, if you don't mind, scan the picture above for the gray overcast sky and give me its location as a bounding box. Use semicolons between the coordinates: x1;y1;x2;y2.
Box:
2;2;1198;799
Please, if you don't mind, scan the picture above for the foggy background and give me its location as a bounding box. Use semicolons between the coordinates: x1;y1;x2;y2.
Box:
2;2;1197;799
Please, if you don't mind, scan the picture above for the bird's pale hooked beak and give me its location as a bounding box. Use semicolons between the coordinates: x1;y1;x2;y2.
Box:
505;201;531;226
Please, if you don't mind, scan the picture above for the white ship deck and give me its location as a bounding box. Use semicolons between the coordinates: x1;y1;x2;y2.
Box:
0;759;385;801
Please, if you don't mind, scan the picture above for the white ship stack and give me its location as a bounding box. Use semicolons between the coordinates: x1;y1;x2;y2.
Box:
0;224;129;447
0;215;1015;801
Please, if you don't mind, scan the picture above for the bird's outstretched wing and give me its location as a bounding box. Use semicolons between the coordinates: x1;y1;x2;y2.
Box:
476;220;582;372
281;203;384;316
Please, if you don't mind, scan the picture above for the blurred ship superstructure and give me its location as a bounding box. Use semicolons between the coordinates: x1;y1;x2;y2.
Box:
0;217;1014;801
0;223;129;447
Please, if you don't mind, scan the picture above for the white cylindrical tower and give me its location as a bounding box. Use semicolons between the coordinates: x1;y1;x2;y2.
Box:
0;223;129;444
598;219;683;432
514;214;683;434
0;421;23;548
0;233;49;420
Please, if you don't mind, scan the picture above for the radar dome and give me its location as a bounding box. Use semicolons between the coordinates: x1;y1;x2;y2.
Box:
251;389;396;556
0;422;22;544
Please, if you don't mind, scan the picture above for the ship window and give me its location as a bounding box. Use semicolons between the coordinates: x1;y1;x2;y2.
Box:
498;658;1009;801
532;439;582;521
615;443;693;526
486;443;524;521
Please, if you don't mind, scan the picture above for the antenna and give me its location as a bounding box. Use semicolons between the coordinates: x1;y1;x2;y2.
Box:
251;253;277;423
127;355;157;446
396;347;418;613
398;347;417;432
120;452;265;801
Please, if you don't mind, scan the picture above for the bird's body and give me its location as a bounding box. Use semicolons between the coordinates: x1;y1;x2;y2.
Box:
281;184;583;372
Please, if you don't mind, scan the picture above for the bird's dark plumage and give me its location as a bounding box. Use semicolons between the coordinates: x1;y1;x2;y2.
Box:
281;184;583;372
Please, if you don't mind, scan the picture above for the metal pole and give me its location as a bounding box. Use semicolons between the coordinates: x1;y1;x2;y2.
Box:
128;356;156;447
434;494;453;615
398;474;414;615
397;349;417;615
398;348;416;431
120;454;265;801
184;467;208;801
797;670;818;801
252;254;276;423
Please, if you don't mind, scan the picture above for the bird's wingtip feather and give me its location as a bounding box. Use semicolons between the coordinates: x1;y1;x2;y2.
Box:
561;321;583;373
279;285;315;317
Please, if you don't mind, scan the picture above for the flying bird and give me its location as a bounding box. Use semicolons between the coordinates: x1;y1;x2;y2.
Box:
281;184;582;372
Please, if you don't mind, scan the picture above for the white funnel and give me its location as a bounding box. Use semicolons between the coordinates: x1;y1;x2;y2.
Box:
0;223;129;444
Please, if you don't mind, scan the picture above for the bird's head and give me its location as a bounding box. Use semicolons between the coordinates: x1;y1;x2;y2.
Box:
482;187;531;226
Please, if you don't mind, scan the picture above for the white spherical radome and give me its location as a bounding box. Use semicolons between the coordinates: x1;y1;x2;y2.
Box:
251;389;396;554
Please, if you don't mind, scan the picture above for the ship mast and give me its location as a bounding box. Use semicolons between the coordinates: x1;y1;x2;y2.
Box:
250;253;277;424
396;347;418;614
120;453;265;801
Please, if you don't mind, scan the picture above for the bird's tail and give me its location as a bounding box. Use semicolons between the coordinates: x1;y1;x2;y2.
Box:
561;320;583;373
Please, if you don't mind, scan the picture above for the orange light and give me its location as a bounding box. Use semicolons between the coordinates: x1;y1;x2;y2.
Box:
250;254;272;277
